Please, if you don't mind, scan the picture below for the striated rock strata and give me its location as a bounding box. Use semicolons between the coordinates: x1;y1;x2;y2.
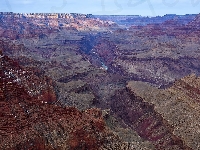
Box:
0;12;117;39
110;88;191;149
127;74;200;149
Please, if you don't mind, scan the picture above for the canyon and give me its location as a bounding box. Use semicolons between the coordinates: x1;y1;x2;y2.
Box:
0;12;200;149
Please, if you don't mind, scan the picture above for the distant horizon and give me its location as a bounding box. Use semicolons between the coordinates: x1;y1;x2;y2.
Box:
0;12;199;18
0;0;200;17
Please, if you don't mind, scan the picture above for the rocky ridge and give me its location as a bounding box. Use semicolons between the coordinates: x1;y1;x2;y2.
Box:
0;12;117;39
127;75;200;149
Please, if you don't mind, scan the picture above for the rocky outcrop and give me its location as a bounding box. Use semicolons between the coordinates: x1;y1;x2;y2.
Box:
110;88;191;149
127;75;200;149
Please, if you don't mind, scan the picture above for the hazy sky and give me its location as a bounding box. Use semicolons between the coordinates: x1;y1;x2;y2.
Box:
0;0;199;16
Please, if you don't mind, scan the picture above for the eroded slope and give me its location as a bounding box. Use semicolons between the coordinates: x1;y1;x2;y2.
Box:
127;74;200;149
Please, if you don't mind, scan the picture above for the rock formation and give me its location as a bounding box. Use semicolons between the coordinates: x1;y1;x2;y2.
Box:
127;75;200;149
1;12;200;149
0;12;117;39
